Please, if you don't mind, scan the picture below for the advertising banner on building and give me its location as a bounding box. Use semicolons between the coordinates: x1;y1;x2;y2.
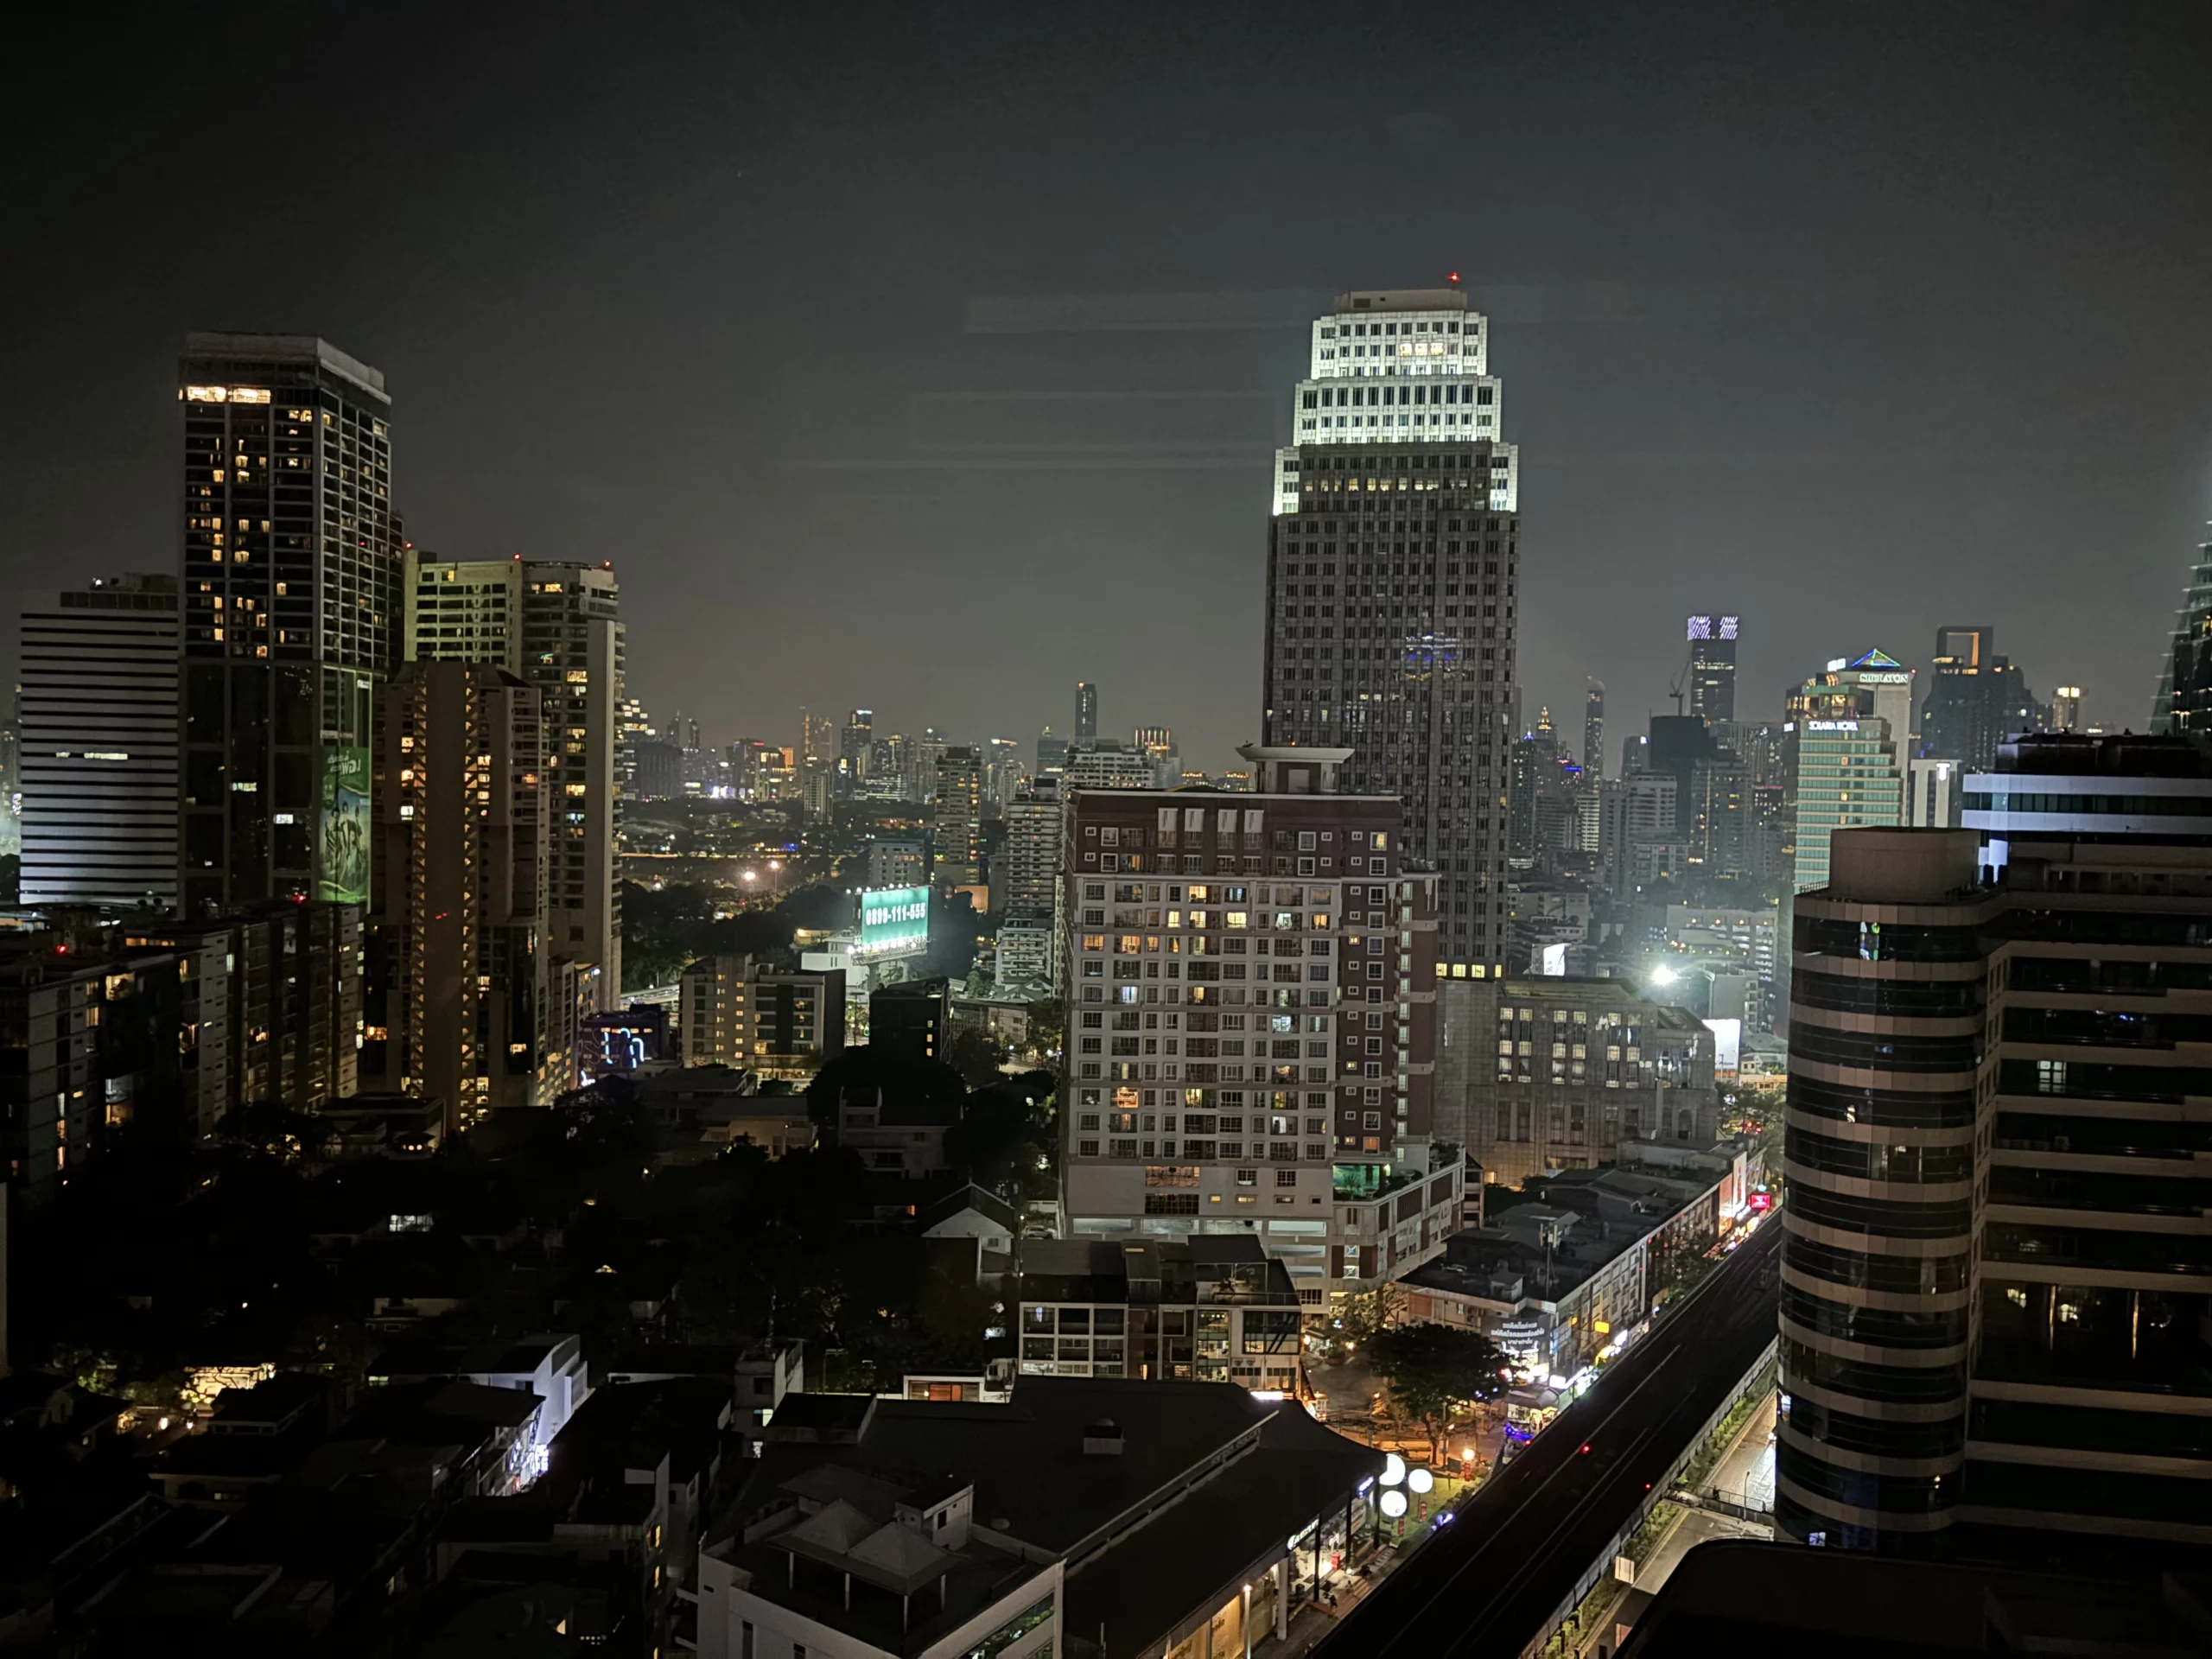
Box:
318;742;372;905
855;886;931;960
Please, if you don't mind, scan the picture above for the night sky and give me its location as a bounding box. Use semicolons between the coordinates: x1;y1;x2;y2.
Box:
6;2;2209;774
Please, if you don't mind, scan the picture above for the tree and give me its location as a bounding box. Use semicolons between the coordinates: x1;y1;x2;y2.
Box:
213;1101;327;1164
943;1077;1052;1198
947;1026;1009;1088
1338;1281;1405;1348
1024;997;1064;1057
1370;1324;1508;1465
804;1046;968;1132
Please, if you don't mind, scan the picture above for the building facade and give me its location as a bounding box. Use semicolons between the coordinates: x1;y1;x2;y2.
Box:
1262;288;1520;971
934;746;982;887
2149;541;2212;734
1791;718;1905;893
1057;746;1455;1306
1017;1236;1304;1394
998;779;1061;925
403;555;625;1011
1920;626;2048;772
178;335;394;917
1061;742;1154;791
16;575;180;910
1435;976;1720;1189
865;836;929;890
1777;827;2002;1557
1787;650;1914;893
1686;613;1738;727
1782;743;2212;1565
680;955;847;1082
362;661;553;1127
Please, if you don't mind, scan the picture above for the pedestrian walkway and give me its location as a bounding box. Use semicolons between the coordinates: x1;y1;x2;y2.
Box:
1250;1548;1411;1659
1701;1391;1775;1514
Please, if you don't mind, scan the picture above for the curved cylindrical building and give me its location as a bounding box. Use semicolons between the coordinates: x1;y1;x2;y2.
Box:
1778;827;2000;1550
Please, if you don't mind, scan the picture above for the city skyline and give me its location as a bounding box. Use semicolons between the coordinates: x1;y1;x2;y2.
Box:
6;6;2210;773
3;9;2211;1644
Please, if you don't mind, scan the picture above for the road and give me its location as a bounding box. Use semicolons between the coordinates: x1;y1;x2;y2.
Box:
1315;1217;1781;1659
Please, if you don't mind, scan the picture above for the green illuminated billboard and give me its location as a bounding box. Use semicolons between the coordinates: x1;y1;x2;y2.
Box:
856;885;930;960
318;742;372;905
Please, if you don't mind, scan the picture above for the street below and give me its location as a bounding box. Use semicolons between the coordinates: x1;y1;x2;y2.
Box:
1313;1217;1782;1659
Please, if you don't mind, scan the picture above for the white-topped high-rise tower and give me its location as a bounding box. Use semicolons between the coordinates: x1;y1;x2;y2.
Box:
1263;287;1521;970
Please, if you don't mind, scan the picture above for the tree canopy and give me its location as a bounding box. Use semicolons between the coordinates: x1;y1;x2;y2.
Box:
619;881;856;990
1370;1322;1509;1463
942;1072;1055;1200
804;1044;969;1129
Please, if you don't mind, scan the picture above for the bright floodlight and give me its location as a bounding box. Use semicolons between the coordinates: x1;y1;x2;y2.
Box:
1381;1452;1407;1487
1408;1467;1435;1493
1379;1489;1409;1518
1650;964;1676;985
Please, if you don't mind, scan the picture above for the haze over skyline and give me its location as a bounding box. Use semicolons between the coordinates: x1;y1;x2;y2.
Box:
5;1;2210;772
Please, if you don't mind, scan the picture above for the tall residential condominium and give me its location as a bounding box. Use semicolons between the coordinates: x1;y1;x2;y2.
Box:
934;746;982;886
999;779;1062;918
16;575;179;909
1920;626;2050;771
177;334;395;917
1075;681;1098;741
1781;735;2212;1567
1686;613;1738;727
1262;287;1519;972
361;661;553;1128
1582;680;1605;780
1055;746;1464;1310
616;696;652;796
404;554;625;1007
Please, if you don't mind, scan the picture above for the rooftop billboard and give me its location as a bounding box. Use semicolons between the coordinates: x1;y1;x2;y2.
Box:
855;886;930;960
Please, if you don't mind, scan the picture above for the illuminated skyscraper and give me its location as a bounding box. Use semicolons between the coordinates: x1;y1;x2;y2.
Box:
934;746;982;886
177;334;395;916
2150;541;2212;734
1787;651;1912;892
1263;287;1520;969
362;660;552;1126
1921;626;2049;771
1686;613;1738;726
404;554;625;1014
1075;682;1098;741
